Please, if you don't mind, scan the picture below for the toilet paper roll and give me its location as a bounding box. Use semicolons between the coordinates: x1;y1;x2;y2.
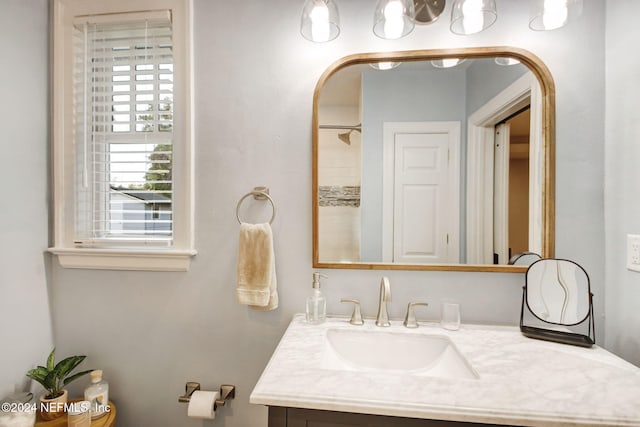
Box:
187;390;218;419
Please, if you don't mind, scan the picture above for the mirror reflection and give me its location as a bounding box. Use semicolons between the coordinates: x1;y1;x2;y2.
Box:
313;49;555;271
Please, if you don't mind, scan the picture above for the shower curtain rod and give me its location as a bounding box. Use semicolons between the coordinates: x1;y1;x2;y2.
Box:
319;124;361;131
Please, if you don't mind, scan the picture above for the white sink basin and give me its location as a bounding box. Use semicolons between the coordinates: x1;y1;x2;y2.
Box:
322;328;478;380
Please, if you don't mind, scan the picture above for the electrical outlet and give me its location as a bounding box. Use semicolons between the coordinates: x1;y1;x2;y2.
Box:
627;234;640;272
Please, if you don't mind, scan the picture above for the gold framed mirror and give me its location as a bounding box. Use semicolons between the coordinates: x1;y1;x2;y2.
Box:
312;47;555;272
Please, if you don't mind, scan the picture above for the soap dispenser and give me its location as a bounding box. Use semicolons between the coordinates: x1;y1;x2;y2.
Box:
306;272;327;324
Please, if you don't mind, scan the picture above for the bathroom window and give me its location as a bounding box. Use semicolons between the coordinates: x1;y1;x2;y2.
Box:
50;0;195;271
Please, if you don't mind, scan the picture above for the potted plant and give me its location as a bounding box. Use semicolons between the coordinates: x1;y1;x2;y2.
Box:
26;348;92;420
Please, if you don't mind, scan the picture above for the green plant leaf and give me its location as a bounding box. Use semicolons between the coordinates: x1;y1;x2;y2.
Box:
43;370;58;394
26;366;49;385
26;350;88;396
53;355;86;379
62;369;93;386
46;348;56;371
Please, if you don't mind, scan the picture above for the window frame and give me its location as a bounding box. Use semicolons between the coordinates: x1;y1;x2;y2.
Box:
49;0;195;271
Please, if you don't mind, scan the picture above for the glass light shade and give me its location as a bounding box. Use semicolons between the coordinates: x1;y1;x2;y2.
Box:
373;0;415;40
450;0;497;35
529;0;583;31
369;61;401;70
494;57;521;66
300;0;340;43
431;58;466;68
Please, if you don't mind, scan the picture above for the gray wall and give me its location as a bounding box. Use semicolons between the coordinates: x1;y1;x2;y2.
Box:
360;68;467;261
604;0;640;365
0;0;54;399
0;0;611;426
465;60;529;115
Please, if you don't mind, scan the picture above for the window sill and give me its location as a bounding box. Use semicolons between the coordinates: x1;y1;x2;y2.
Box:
48;247;197;271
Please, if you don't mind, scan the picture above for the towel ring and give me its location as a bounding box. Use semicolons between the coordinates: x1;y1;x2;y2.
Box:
236;187;276;225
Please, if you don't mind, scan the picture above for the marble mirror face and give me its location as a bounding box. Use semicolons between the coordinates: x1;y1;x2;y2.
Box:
525;259;591;324
312;48;556;272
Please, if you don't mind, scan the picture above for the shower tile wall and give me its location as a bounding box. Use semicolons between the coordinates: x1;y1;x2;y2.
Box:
318;106;361;262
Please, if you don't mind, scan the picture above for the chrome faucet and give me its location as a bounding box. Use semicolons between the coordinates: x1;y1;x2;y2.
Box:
375;277;391;327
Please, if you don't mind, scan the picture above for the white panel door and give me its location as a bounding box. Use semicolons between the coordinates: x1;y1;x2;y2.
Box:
382;122;460;264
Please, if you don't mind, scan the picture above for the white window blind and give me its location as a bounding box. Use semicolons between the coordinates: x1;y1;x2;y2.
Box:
73;13;174;247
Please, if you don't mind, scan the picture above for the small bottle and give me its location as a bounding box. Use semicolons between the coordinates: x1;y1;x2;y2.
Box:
84;370;109;420
306;272;327;324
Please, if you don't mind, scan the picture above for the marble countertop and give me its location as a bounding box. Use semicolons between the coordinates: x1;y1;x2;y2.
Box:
250;314;640;427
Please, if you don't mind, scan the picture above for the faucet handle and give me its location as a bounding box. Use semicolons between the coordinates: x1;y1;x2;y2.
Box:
340;299;364;325
403;302;429;328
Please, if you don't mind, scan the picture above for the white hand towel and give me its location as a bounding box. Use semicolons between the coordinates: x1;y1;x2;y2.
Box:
236;223;278;310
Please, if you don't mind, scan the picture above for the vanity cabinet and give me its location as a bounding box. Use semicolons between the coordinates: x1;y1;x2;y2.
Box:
252;316;640;427
268;407;518;427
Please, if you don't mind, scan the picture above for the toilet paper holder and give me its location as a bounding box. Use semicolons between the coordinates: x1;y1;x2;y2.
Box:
178;382;236;411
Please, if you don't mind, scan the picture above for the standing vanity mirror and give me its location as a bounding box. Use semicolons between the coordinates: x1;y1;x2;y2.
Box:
520;258;595;347
312;47;556;272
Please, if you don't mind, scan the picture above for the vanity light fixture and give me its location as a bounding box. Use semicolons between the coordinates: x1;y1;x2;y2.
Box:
450;0;497;35
300;0;340;43
529;0;583;31
301;0;583;42
430;58;466;68
373;0;416;39
413;0;446;24
369;61;402;70
494;57;521;66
